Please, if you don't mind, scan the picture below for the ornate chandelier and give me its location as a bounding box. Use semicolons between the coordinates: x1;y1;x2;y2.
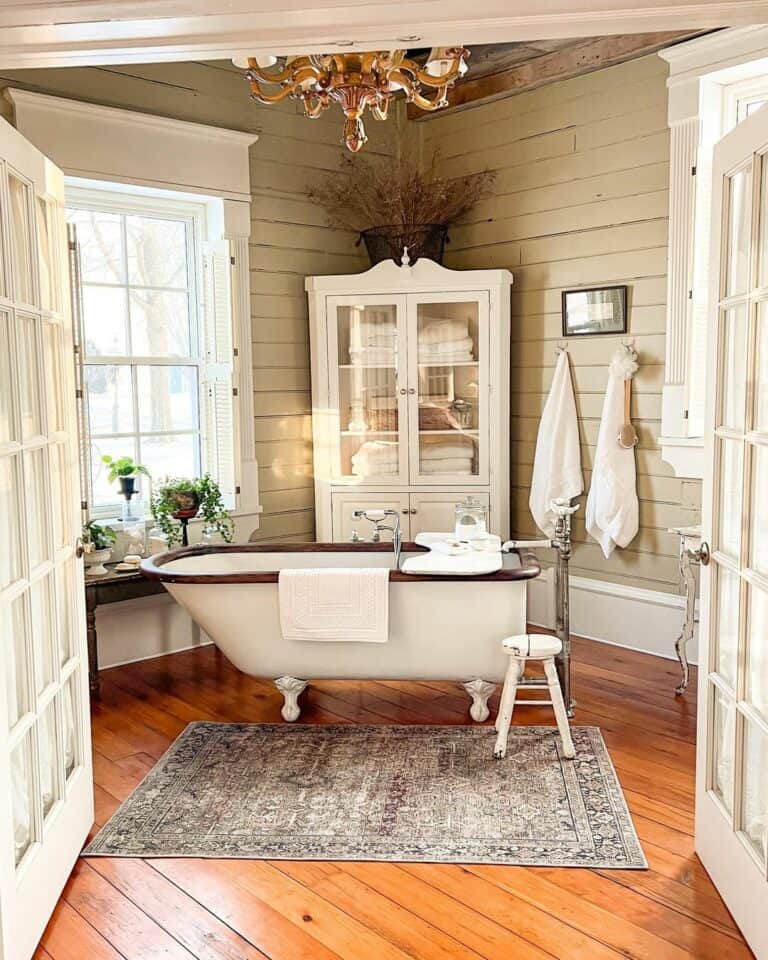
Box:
237;48;469;153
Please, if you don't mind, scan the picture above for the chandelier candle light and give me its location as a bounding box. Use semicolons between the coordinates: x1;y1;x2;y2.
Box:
235;48;469;152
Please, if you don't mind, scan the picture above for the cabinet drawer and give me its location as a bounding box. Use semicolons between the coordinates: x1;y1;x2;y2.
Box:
409;492;491;539
331;491;410;543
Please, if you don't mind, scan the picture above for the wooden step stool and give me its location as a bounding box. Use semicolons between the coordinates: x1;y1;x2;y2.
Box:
493;633;576;760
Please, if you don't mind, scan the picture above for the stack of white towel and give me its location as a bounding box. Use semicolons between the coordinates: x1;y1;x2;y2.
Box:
349;315;396;365
419;318;474;363
351;440;399;477
420;438;475;475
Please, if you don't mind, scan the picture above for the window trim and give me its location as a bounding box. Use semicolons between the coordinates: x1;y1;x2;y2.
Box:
69;188;206;518
659;27;768;480
7;90;260;528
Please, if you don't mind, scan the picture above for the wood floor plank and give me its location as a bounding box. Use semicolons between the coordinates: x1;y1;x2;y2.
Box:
32;635;753;960
275;862;487;960
39;899;125;960
338;861;554;959
62;861;199;959
87;858;271;960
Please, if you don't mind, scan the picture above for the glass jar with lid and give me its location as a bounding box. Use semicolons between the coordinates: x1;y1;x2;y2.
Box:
454;496;488;541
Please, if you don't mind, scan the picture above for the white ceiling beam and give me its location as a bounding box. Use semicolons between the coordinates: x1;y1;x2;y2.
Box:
0;0;766;69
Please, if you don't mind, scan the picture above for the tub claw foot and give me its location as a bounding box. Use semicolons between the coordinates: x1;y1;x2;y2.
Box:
462;679;496;723
275;676;308;722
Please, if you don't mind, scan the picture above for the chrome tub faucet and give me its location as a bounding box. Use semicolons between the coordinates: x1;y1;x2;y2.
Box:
351;509;403;569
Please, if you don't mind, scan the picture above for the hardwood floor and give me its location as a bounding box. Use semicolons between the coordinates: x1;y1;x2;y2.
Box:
35;635;755;960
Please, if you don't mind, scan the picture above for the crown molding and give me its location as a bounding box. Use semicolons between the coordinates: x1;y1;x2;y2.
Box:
5;88;257;201
0;1;767;69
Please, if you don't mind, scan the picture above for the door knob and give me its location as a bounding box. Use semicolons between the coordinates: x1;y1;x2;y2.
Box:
694;541;711;566
75;537;85;559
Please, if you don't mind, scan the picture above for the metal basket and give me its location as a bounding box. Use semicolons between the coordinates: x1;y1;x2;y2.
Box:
360;224;448;266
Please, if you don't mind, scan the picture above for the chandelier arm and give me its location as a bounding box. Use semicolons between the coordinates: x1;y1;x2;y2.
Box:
248;81;301;105
247;59;301;85
408;87;451;112
302;93;330;118
371;98;390;121
397;52;466;89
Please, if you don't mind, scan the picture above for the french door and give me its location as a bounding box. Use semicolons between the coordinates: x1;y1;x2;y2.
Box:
0;120;93;959
697;103;768;958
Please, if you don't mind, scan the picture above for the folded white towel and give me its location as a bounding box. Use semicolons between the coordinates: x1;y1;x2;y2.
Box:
419;319;470;342
419;336;474;354
420;440;475;460
348;349;396;365
279;568;389;642
529;350;584;537
419;459;474;474
352;440;398;461
585;349;639;558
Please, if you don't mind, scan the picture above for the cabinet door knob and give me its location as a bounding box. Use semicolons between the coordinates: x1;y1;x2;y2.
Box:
399;388;407;395
410;508;417;514
401;509;409;515
408;387;416;395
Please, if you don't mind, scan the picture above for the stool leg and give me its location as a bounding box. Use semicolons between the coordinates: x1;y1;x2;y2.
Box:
493;658;521;759
544;657;575;759
494;659;523;732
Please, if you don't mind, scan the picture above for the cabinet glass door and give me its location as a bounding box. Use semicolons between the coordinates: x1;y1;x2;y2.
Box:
327;295;408;485
407;292;489;484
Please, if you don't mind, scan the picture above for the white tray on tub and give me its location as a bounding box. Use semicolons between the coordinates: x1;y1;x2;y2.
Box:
403;532;503;576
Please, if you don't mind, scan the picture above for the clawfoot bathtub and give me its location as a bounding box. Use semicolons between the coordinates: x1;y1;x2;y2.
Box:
141;543;541;722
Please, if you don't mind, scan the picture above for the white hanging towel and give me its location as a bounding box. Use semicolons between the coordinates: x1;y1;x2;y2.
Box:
529;350;583;537
586;349;639;558
279;568;389;642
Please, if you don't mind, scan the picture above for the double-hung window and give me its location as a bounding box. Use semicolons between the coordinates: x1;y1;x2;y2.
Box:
66;187;235;517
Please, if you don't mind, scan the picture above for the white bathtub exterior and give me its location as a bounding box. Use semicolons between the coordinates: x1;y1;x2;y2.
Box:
161;550;527;687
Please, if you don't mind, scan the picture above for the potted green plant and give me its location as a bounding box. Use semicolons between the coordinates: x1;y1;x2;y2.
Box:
82;521;118;576
101;454;151;501
308;150;494;265
151;475;234;547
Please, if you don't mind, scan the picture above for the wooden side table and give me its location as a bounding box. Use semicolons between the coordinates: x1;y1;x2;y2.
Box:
84;564;166;698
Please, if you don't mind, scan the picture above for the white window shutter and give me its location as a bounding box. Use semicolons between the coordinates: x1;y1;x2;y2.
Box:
201;246;236;504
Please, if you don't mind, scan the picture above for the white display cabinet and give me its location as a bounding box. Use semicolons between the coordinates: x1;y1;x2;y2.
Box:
306;257;512;541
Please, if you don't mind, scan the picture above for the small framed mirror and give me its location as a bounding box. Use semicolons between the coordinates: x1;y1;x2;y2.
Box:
561;285;627;337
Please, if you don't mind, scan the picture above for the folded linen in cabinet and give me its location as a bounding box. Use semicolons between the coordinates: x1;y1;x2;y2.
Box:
419;439;475;460
419;319;470;342
419;460;474;475
279;568;390;642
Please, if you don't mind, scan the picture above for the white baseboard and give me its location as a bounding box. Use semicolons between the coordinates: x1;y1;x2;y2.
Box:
527;567;698;665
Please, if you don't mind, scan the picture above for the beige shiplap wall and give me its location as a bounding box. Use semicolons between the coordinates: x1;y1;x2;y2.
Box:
417;53;701;593
0;60;394;543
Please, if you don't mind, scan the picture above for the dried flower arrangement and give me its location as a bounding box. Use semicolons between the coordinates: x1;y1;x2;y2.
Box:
309;151;494;264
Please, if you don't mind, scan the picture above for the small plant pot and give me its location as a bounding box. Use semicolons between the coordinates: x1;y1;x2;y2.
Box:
84;548;112;577
119;476;136;499
169;490;201;520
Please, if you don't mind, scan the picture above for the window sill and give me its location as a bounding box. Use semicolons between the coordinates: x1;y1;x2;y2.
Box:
659;436;705;480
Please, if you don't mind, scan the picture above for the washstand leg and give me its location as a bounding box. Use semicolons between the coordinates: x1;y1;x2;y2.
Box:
274;676;309;722
462;679;497;723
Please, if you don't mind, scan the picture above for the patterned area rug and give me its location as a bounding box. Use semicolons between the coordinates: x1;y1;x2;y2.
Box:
86;722;646;868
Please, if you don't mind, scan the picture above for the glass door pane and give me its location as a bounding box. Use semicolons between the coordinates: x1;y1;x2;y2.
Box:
410;295;488;484
330;299;407;483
